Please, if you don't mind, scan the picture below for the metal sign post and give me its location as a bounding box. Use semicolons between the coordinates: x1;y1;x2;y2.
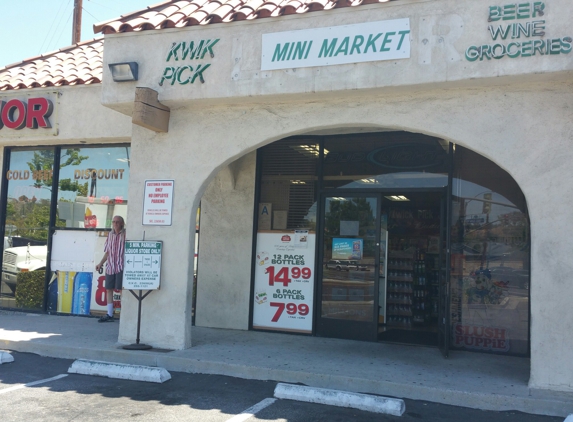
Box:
122;240;162;351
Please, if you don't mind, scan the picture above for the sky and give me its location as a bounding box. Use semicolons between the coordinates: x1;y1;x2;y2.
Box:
0;0;156;68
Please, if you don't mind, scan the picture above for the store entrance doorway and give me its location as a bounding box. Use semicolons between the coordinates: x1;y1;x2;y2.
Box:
317;190;448;347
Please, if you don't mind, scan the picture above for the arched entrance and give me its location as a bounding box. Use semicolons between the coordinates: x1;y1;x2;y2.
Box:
253;131;530;357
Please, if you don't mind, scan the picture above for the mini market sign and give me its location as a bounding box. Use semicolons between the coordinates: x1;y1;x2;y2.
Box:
261;18;410;71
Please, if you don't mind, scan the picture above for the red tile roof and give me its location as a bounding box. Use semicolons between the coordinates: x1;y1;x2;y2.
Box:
1;0;396;91
0;39;103;91
94;0;396;34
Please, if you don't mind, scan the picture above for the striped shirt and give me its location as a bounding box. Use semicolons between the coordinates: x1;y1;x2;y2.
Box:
104;229;126;274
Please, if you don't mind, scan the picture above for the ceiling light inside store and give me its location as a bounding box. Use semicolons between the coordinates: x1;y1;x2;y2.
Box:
291;144;326;157
361;178;377;184
290;180;306;184
385;195;410;201
332;197;347;201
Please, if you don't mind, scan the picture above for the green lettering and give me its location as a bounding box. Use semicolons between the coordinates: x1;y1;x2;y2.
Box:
396;30;410;50
335;37;350;56
532;1;545;18
182;41;204;60
465;45;479;62
507;42;521;58
304;40;313;59
488;6;502;22
349;35;364;55
319;38;338;58
380;31;396;52
200;39;220;59
166;43;182;62
488;25;511;40
190;64;210;83
272;43;290;62
532;39;545;55
177;66;191;84
561;37;572;54
159;67;176;86
549;38;561;55
521;40;533;57
293;41;308;60
364;33;382;53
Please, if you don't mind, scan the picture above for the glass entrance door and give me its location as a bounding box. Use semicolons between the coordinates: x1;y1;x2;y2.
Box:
317;195;380;341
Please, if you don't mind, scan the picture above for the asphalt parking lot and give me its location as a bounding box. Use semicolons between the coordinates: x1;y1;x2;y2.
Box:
0;351;564;422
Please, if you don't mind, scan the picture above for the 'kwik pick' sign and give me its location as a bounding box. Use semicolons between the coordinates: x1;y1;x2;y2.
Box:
159;39;220;86
0;97;53;130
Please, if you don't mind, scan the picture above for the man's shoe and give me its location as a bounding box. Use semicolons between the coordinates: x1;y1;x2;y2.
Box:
98;314;114;322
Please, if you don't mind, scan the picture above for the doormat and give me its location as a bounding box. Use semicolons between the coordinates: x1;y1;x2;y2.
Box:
378;329;438;347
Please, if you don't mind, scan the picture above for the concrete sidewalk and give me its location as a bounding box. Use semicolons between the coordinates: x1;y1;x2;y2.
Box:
0;311;571;417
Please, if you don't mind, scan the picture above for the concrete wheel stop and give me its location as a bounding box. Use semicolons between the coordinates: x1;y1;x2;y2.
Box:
0;351;14;364
68;359;171;383
274;383;405;416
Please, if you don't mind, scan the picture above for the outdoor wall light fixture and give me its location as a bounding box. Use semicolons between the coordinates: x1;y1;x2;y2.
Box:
109;62;139;82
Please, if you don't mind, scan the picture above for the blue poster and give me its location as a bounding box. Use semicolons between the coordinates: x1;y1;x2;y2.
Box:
332;238;363;260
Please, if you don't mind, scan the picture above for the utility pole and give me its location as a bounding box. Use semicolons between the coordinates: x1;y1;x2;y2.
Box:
72;0;83;44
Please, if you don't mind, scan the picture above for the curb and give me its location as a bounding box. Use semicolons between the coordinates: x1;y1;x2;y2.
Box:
3;338;572;417
274;383;405;416
0;351;14;364
68;359;171;383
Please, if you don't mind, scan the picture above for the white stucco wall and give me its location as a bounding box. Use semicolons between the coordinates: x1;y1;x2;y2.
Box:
0;85;131;146
195;152;256;330
10;0;565;391
112;79;572;389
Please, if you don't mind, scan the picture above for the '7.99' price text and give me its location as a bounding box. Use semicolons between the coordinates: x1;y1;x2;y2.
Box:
270;302;309;322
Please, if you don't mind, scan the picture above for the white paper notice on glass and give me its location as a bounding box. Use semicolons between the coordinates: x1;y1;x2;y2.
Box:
143;180;174;226
294;230;309;249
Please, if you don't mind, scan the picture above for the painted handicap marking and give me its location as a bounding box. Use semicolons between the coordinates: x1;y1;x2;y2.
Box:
226;397;277;422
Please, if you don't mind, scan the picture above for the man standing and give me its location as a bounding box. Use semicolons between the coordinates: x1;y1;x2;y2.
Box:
95;215;126;322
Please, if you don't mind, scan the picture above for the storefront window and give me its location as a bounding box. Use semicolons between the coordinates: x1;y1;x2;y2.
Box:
1;145;130;314
1;148;54;310
323;132;449;190
450;145;529;356
252;139;318;333
57;146;130;229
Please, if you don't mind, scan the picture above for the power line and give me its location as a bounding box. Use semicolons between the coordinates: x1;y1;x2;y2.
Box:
43;0;73;53
38;0;70;55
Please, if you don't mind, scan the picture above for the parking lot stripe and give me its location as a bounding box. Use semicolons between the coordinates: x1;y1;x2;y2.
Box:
226;398;277;422
0;374;68;394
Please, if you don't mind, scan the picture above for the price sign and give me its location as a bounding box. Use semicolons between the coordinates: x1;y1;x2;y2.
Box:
252;231;315;333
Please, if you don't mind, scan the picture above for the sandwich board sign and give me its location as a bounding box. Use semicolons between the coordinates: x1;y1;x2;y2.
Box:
124;241;162;290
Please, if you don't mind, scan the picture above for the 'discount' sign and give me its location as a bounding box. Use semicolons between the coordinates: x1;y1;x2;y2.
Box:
124;241;162;290
261;18;410;71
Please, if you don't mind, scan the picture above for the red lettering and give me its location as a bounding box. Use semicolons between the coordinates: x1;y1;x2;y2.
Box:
2;99;26;129
484;327;494;338
26;98;53;129
0;97;53;130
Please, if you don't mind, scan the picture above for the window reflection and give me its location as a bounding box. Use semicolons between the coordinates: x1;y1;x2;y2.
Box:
57;147;130;229
323;133;449;189
450;146;529;356
1;148;54;309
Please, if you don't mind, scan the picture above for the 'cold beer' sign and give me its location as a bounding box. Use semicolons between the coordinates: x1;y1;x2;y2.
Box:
0;97;54;130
